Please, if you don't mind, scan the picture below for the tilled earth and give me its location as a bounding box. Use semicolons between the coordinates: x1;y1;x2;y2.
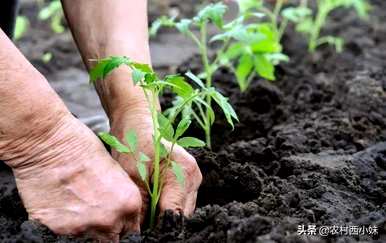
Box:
1;0;386;242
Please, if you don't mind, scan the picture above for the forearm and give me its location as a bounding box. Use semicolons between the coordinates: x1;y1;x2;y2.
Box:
61;0;152;120
0;30;70;165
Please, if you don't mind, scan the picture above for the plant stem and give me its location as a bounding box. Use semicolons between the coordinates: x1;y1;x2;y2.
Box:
309;3;329;52
148;91;161;228
199;21;213;149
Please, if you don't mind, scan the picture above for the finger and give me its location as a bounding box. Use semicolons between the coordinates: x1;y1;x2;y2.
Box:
158;169;186;214
83;231;120;243
183;191;198;217
121;214;141;238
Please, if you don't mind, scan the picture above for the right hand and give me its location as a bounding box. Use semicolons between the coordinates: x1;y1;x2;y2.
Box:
6;114;142;242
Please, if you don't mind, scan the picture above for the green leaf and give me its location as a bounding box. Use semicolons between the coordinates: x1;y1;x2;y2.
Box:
254;54;275;80
41;52;53;63
176;19;192;34
150;16;176;36
90;56;131;82
132;69;144;84
237;0;263;13
38;1;62;20
158;113;174;141
51;13;64;33
210;91;239;128
196;3;227;28
295;17;314;33
282;7;312;23
266;53;289;65
14;16;29;40
160;143;169;158
352;0;370;19
132;62;153;73
185;71;205;88
175;118;191;139
177;137;205;148
139;152;151;162
222;43;244;62
99;132;130;153
250;24;281;53
236;53;254;91
165;75;194;98
171;161;185;187
125;130;138;152
136;162;147;181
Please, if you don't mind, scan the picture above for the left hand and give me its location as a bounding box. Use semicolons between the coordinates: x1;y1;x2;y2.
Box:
109;102;203;224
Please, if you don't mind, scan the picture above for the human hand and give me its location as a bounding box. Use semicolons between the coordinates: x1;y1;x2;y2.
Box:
4;114;142;242
109;103;202;224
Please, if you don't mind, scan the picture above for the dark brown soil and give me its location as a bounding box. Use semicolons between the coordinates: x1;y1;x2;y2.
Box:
1;0;386;242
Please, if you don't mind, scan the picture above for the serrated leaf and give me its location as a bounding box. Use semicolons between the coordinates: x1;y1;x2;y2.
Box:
165;75;194;98
137;162;147;181
99;132;130;153
236;53;254;91
210;91;238;128
186;71;205;88
196;3;227;28
125;130;137;152
175;118;191;139
177;137;206;148
139;152;151;162
254;54;275;81
250;24;281;53
90;56;131;82
171;161;185;187
158;113;174;141
150;16;176;36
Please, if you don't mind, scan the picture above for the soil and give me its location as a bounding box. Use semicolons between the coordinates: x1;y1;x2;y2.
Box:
1;0;386;242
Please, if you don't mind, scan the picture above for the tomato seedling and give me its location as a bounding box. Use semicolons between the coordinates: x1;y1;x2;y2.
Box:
151;2;289;146
283;0;370;52
38;0;65;34
90;56;213;228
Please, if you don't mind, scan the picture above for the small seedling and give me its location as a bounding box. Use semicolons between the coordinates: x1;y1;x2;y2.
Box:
283;0;370;52
153;2;294;146
14;16;29;40
38;0;65;34
90;56;211;228
220;0;289;91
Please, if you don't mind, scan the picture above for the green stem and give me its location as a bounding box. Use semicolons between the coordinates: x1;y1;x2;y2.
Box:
273;0;284;24
148;91;161;229
309;3;330;52
277;18;288;41
169;92;201;124
199;22;213;149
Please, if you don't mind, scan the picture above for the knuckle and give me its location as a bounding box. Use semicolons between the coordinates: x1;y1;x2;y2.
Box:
183;157;202;184
117;186;142;215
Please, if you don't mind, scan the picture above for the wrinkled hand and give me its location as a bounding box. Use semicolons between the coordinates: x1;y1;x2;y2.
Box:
110;104;202;223
8;115;142;242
